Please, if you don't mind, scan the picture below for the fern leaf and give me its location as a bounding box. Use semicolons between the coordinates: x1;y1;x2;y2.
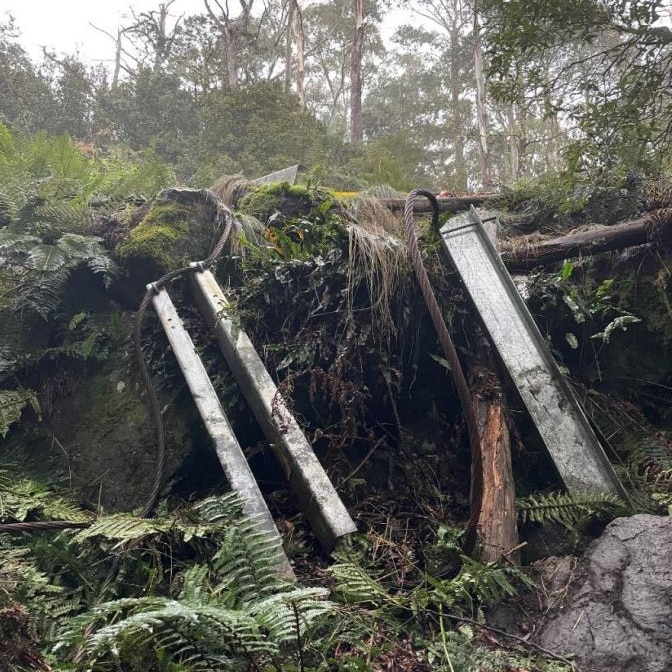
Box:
329;561;396;607
250;587;331;644
73;513;170;547
0;472;88;523
0;388;40;438
517;491;620;527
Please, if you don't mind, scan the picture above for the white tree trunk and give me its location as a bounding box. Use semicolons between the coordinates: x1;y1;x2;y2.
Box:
350;0;366;143
473;7;493;190
292;0;305;109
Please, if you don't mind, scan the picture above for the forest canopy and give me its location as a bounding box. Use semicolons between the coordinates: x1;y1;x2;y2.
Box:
3;0;671;190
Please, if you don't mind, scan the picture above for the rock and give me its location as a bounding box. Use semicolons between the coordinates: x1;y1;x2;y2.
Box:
535;515;672;672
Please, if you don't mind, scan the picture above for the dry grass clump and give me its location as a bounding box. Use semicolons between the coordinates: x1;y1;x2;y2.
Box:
341;188;413;343
211;174;250;208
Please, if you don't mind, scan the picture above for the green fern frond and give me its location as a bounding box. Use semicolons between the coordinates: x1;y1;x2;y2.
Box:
0;473;88;523
65;587;332;669
0;388;40;438
51;494;336;670
194;492;245;522
73;513;170;548
250;587;331;644
178;565;210;603
0;312;29;373
415;555;533;617
192;494;292;604
85;599;271;664
1;229;118;318
0;537;65;617
517;491;620;527
32;202;94;232
629;442;672;472
212;521;291;604
329;561;397;607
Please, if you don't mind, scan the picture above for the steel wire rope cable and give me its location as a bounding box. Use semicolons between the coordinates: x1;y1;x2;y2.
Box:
134;190;236;518
403;190;483;554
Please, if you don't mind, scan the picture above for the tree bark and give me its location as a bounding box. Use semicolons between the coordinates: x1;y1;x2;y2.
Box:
291;0;305;110
380;194;495;213
500;211;672;270
468;219;519;564
473;6;493;190
284;0;294;92
507;106;520;181
112;28;123;88
350;0;366;143
204;0;253;91
470;364;519;563
450;6;467;192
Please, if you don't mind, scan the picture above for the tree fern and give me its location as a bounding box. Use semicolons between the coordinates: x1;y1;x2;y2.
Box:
32;202;96;234
517;491;622;527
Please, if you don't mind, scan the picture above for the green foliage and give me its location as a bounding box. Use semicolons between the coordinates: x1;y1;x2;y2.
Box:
325;530;567;671
53;494;332;671
517;491;623;527
483;0;672;172
0;388;39;437
346;136;425;191
0;469;89;523
423;622;573;672
527;261;643;380
87;144;177;203
0;228;117;318
500;171;645;231
0;122;174;218
200;82;328;178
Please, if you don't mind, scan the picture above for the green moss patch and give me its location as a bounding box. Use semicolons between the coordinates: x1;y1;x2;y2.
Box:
238;181;336;223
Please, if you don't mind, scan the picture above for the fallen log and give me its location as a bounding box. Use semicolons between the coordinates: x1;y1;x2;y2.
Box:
381;194;496;214
500;210;672;270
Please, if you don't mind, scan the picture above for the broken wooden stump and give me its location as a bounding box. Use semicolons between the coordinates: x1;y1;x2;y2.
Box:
470;363;519;563
467;215;519;563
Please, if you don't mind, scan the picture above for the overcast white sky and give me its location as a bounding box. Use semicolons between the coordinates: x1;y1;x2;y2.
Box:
2;0;411;67
2;0;211;65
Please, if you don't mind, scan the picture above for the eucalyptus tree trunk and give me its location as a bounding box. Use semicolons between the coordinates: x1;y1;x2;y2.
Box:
473;6;493;190
112;28;123;88
350;0;366;143
152;2;171;71
291;0;306;109
507;107;520;181
204;0;254;91
450;9;467;192
284;0;295;92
